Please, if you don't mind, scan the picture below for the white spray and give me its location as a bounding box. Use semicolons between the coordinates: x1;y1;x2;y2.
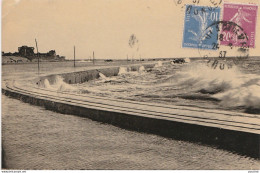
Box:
154;61;163;68
38;76;75;91
138;66;146;73
118;67;128;75
185;58;191;63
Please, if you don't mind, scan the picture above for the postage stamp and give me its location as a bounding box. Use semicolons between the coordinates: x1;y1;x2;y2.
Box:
221;3;258;48
197;2;258;70
182;5;221;49
198;20;251;70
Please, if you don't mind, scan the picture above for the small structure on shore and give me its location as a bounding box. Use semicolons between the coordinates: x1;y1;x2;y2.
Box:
171;58;186;64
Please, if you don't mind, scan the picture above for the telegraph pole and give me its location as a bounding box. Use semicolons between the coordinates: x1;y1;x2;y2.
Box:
35;39;39;74
93;51;95;65
74;46;76;67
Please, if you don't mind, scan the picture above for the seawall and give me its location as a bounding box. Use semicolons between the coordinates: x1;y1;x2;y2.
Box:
3;62;260;159
37;63;155;85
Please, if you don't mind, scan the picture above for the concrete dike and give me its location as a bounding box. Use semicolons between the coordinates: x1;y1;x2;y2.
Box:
36;63;156;85
2;63;260;159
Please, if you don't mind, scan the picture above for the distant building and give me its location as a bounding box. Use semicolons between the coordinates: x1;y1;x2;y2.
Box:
47;50;56;57
2;45;66;61
18;46;35;57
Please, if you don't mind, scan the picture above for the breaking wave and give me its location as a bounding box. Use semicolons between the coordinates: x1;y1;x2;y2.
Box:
172;64;244;93
170;63;260;111
185;58;191;63
118;67;128;75
213;77;260;110
154;61;163;67
38;75;75;91
139;66;146;73
98;72;108;80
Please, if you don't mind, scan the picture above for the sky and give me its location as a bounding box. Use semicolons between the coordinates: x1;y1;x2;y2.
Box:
2;0;260;59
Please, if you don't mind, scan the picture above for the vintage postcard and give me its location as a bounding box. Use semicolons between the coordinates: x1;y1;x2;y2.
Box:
1;0;260;171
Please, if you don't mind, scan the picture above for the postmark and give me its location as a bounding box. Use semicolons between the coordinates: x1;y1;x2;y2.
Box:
221;3;258;48
174;0;222;8
196;2;258;70
182;5;221;49
179;1;256;70
198;20;251;70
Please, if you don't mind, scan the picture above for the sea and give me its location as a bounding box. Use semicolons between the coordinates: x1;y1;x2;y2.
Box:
2;59;260;169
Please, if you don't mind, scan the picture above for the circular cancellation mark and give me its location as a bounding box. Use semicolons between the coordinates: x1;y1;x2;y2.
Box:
198;20;250;70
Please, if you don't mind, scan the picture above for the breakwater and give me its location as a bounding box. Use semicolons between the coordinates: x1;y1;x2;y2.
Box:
37;64;156;85
3;62;260;159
